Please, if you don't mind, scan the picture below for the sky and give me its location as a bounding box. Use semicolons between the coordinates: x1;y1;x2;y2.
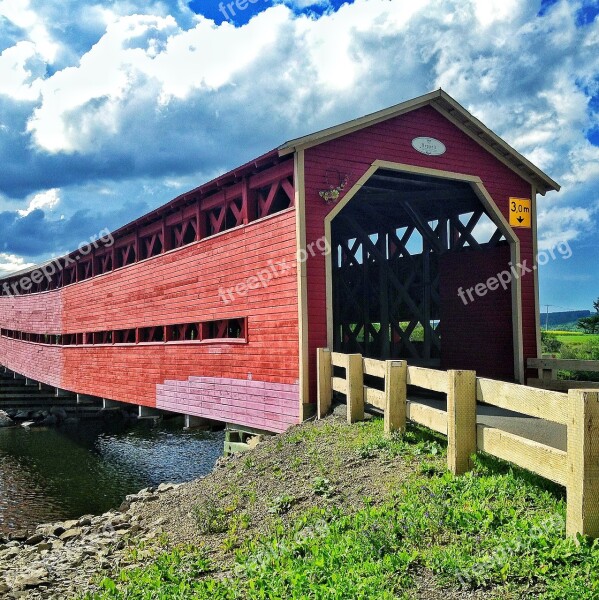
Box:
0;0;597;312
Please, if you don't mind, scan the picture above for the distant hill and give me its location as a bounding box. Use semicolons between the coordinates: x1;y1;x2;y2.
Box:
540;310;591;329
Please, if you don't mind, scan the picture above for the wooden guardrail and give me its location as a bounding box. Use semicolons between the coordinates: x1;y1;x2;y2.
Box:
317;348;599;539
527;357;599;391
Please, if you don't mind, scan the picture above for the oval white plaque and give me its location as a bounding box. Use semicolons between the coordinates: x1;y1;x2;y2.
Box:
411;137;446;156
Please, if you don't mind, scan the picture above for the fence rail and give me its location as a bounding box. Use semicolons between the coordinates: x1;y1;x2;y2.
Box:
317;348;599;539
527;357;599;392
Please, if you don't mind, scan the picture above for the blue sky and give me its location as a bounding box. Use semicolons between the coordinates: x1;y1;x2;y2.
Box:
0;0;597;312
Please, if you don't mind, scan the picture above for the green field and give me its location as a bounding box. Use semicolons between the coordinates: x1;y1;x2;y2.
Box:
548;332;599;346
542;330;599;379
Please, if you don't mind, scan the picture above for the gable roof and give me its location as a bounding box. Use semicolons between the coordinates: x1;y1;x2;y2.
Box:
278;89;560;196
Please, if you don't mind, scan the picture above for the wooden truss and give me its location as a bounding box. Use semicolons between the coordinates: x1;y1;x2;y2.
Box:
9;161;294;295
332;193;506;364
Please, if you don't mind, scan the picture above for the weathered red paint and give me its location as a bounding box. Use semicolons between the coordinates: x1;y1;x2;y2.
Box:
0;210;300;430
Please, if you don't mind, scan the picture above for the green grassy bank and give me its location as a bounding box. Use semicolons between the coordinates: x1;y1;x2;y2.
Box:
81;415;599;600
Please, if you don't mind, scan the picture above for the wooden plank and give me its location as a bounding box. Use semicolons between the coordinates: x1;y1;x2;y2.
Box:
476;378;568;425
346;353;364;423
447;370;477;475
384;360;407;436
477;424;567;487
364;386;385;409
331;351;348;369
331;377;347;394
407;366;448;394
566;390;599;538
406;401;447;435
317;348;332;419
528;358;599;372
363;357;385;378
527;378;599;392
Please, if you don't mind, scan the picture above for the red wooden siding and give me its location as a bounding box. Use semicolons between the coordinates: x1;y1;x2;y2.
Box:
439;245;514;380
0;209;300;431
303;105;537;398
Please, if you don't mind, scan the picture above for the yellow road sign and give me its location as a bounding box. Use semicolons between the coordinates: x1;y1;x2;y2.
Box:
509;197;531;228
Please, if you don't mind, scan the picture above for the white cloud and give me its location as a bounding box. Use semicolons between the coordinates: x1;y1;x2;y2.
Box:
537;204;595;250
0;0;60;62
17;188;61;216
0;0;596;257
0;41;43;100
0;253;35;276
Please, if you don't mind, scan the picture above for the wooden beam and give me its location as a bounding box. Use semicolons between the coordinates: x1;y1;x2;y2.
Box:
346;353;364;423
567;390;599;538
364;386;385;409
406;401;447;435
476;378;568;425
527;379;599;392
528;358;599;372
477;424;567;486
447;370;477;475
317;348;332;418
384;360;407;436
363;357;385;378
407;366;448;394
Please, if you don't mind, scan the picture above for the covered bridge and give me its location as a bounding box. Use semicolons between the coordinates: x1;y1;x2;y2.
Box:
0;89;559;433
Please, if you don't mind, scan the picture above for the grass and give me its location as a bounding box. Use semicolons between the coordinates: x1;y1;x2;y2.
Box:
542;331;599;380
82;418;599;600
551;333;599;346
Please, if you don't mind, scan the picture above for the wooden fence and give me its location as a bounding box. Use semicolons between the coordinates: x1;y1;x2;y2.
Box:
317;348;599;539
527;357;599;392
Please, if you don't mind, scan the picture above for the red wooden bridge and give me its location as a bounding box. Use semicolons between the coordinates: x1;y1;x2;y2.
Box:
0;90;559;435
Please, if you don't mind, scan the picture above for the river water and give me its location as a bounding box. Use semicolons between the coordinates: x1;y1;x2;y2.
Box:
0;418;224;535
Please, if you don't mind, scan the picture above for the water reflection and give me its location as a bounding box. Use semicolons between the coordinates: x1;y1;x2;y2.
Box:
0;418;223;534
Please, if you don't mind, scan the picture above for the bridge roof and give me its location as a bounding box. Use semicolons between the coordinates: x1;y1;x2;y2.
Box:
278;88;560;196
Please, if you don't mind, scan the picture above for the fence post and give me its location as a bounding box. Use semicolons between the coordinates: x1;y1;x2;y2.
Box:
447;370;477;475
346;353;364;423
317;348;332;418
384;360;407;436
566;389;599;538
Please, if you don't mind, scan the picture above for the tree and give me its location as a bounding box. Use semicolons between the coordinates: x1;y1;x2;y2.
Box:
578;297;599;334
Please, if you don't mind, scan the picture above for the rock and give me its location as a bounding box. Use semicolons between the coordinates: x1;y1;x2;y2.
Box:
40;414;58;426
8;530;29;542
35;542;53;552
13;566;49;589
0;580;10;593
61;520;79;530
25;534;45;545
59;528;82;541
50;406;68;420
63;416;80;425
36;523;65;537
0;410;15;428
14;410;30;419
157;482;177;493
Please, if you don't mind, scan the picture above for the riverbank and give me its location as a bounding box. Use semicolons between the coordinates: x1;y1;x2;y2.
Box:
2;407;599;599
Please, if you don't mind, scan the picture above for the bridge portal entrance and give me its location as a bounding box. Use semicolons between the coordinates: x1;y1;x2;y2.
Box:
330;167;514;370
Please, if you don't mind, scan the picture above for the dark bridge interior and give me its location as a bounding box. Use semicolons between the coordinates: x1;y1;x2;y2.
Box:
331;169;508;365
